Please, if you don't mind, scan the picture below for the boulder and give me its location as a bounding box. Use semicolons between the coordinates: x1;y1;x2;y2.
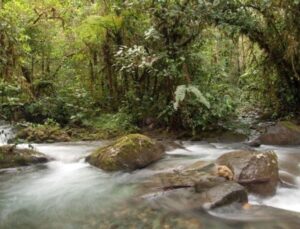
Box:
194;175;248;209
140;161;236;195
144;180;247;211
217;150;279;196
86;134;165;171
194;174;227;193
256;121;300;145
198;181;248;209
141;169;216;195
140;161;247;210
183;161;217;174
184;161;234;181
0;145;49;169
140;161;219;193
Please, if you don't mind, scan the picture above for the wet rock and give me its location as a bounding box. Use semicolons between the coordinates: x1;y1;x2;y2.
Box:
194;175;227;192
0;145;49;169
245;140;261;148
217;150;279;196
199;181;248;209
256;121;300;145
217;131;248;143
140;169;210;194
146;181;247;211
141;161;247;210
183;161;217;174
194;176;248;209
140;161;237;195
86;134;165;171
185;161;235;181
140;161;219;193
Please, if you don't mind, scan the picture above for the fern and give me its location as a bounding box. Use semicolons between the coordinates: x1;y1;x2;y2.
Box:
174;85;187;110
174;85;210;110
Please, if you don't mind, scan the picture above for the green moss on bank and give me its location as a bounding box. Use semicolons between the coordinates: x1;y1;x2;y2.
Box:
15;120;71;143
0;145;49;169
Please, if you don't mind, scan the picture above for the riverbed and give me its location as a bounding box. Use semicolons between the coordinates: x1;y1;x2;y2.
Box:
1;125;300;228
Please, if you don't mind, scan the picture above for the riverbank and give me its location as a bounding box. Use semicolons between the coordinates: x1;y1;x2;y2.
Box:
7;120;249;144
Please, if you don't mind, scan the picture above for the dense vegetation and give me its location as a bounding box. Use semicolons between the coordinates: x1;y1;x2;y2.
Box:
1;0;299;136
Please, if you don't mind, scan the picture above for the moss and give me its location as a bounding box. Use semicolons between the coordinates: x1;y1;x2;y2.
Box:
0;145;49;169
280;121;300;132
99;154;119;171
0;151;4;161
14;156;28;166
113;134;153;151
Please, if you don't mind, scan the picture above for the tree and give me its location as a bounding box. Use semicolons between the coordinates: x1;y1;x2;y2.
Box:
206;0;300;111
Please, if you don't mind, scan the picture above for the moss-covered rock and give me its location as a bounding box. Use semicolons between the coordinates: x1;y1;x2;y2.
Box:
256;121;300;145
217;150;279;196
86;134;165;171
0;145;49;169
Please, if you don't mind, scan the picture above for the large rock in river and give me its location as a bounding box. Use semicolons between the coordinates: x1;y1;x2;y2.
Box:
143;177;247;210
140;161;248;210
86;134;165;171
256;121;300;145
217;150;279;196
0;145;49;169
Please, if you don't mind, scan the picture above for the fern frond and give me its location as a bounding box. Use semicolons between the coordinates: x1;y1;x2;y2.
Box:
173;85;210;110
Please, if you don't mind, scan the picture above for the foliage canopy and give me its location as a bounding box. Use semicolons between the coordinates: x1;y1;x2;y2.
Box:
1;0;299;133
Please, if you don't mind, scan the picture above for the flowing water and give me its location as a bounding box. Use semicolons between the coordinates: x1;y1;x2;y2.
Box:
0;121;13;145
1;124;300;228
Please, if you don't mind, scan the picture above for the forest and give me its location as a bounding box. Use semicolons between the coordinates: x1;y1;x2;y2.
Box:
1;0;299;134
1;0;300;229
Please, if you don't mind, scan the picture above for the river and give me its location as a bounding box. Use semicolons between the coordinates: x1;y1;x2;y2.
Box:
1;123;300;228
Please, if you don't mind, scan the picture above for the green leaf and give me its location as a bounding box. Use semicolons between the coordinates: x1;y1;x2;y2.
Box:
174;85;210;110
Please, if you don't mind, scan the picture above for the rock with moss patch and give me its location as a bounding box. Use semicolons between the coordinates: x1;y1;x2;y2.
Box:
0;145;49;169
86;134;165;171
217;150;279;196
255;121;300;145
